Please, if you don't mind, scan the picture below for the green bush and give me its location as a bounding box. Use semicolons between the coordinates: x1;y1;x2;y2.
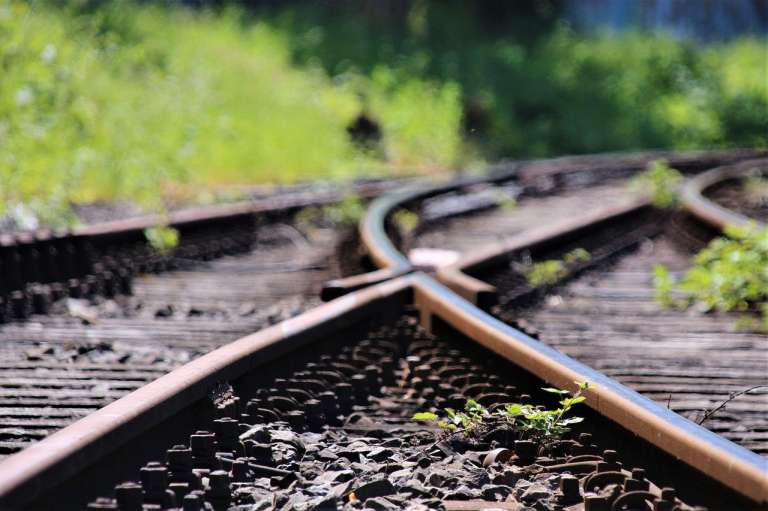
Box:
630;160;684;207
655;225;768;332
3;0;766;227
277;8;768;158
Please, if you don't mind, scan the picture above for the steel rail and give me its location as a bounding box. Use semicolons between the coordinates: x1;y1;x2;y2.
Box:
411;274;768;505
681;158;767;231
0;276;415;507
1;273;766;508
320;169;521;300
322;149;767;300
0;180;402;316
435;199;651;309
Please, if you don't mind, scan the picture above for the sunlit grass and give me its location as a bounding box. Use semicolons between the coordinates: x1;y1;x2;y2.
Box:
0;1;466;223
1;0;766;227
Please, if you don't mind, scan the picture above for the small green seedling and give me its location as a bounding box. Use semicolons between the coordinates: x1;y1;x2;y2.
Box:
630;159;683;208
145;225;180;254
295;195;365;229
322;195;366;225
494;191;517;211
503;381;590;448
524;248;591;287
393;209;419;235
413;381;592;451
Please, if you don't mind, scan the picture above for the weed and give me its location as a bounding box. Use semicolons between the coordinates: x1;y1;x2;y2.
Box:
392;209;420;235
523;248;591;287
630;160;684;208
654;224;768;332
493;191;518;211
322;195;366;226
413;381;592;452
744;176;768;204
697;385;768;425
144;225;180;254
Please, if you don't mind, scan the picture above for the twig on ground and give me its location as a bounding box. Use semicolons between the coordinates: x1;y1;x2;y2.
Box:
697;385;768;425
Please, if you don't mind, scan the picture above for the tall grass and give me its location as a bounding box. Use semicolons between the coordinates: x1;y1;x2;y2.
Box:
0;0;466;223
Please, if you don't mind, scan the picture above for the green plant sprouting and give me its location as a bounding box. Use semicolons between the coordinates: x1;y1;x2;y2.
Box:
744;176;768;204
630;160;684;208
144;225;180;254
654;224;768;332
322;195;366;225
494;191;518;211
294;195;366;232
392;209;420;235
523;248;591;287
413;381;592;451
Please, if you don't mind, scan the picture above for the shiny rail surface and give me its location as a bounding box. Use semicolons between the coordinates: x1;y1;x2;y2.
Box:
681;158;768;229
0;275;765;509
323;149;766;299
1;150;766;511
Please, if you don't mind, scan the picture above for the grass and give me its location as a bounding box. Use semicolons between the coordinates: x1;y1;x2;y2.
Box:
0;0;467;224
2;1;766;227
413;381;592;453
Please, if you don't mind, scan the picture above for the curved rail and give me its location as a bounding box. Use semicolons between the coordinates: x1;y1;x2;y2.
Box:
321;167;521;299
1;273;766;507
681;158;767;231
412;274;768;505
322;149;767;300
436;199;650;309
2;149;767;508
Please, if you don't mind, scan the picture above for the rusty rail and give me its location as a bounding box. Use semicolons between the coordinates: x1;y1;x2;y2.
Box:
681;158;767;231
436;199;650;309
0;273;766;507
0;180;401;319
323;149;766;299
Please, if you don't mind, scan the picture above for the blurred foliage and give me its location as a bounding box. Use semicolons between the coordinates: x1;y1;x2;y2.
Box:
1;0;766;227
392;209;419;235
654;224;768;332
0;0;467;223
273;4;768;158
144;225;180;253
630;160;684;208
524;248;590;287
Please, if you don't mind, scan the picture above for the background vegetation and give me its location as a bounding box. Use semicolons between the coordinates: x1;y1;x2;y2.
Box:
1;0;766;225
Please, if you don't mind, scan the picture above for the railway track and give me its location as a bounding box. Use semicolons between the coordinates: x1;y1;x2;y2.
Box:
0;275;765;510
0;150;766;510
428;159;768;456
0;183;399;458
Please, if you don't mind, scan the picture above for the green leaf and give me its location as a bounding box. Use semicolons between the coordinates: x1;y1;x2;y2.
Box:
412;412;438;421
